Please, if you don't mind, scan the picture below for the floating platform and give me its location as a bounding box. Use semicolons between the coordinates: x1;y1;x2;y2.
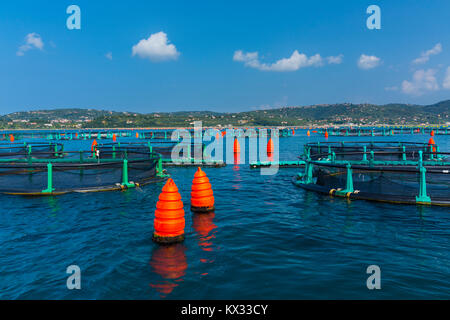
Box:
250;161;305;168
162;158;226;167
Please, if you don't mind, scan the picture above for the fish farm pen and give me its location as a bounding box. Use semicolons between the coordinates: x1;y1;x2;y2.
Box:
0;148;167;196
316;126;450;137
294;141;450;206
0;142;64;159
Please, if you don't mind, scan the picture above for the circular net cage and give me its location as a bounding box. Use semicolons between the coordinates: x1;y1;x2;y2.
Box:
0;148;163;195
295;146;450;206
303;141;438;161
0;142;64;159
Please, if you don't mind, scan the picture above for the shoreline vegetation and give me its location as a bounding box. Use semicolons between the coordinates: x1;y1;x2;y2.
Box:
1;100;449;130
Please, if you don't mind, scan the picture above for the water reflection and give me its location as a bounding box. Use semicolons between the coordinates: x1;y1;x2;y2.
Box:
43;196;60;216
149;243;187;298
192;212;217;255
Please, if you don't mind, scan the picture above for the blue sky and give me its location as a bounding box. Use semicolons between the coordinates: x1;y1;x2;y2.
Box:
0;0;449;114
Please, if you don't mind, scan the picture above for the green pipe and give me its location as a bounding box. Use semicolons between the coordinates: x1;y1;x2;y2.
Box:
121;159;135;188
42;163;55;193
416;166;431;204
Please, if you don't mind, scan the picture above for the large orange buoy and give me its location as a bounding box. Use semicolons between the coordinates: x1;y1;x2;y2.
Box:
153;179;185;244
267;137;274;155
430;130;435;137
324;131;329;139
91;139;98;152
307;130;310;137
233;138;240;153
112;133;117;142
9;134;14;142
191;167;215;213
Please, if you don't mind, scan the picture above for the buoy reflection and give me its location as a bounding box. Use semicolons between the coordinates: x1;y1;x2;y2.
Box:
149;243;187;297
192;212;217;255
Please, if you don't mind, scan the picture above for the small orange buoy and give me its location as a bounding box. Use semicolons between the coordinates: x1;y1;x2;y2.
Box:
428;137;435;145
267;137;274;154
136;132;139;138
153;179;185;244
324;131;329;139
221;131;226;137
430;130;435;137
307;130;310;137
215;132;220;139
191;167;215;213
91;139;98;152
112;133;117;142
233;138;240;153
9;134;14;142
292;129;295;136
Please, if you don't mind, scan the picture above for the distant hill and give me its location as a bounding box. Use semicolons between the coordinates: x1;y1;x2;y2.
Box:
0;100;449;129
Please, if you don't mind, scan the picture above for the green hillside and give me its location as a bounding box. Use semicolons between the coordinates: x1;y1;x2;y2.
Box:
0;100;449;129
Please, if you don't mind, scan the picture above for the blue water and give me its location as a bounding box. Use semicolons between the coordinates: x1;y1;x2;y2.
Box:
0;132;449;299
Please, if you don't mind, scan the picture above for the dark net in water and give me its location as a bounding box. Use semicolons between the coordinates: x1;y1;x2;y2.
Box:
304;141;435;161
0;150;162;195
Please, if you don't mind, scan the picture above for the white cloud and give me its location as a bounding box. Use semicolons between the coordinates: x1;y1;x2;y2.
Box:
384;86;398;91
105;52;113;60
412;43;442;64
132;31;179;62
443;66;450;90
17;33;44;56
233;50;341;72
357;54;381;70
326;54;343;64
401;69;439;95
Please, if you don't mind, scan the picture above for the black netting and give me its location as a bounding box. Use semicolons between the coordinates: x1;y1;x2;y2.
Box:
309;162;450;204
305;142;435;161
0;153;159;194
0;143;64;159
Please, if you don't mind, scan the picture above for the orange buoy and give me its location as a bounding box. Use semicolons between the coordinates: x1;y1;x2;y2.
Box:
428;137;435;145
307;130;310;137
9;134;14;142
191;167;215;213
292;129;295;136
153;179;185;244
430;130;435;137
221;131;226;137
267;137;274;154
233;138;240;153
136;132;139;138
112;133;117;142
324;131;329;139
91;139;98;152
75;132;78;139
215;132;220;139
233;153;240;165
